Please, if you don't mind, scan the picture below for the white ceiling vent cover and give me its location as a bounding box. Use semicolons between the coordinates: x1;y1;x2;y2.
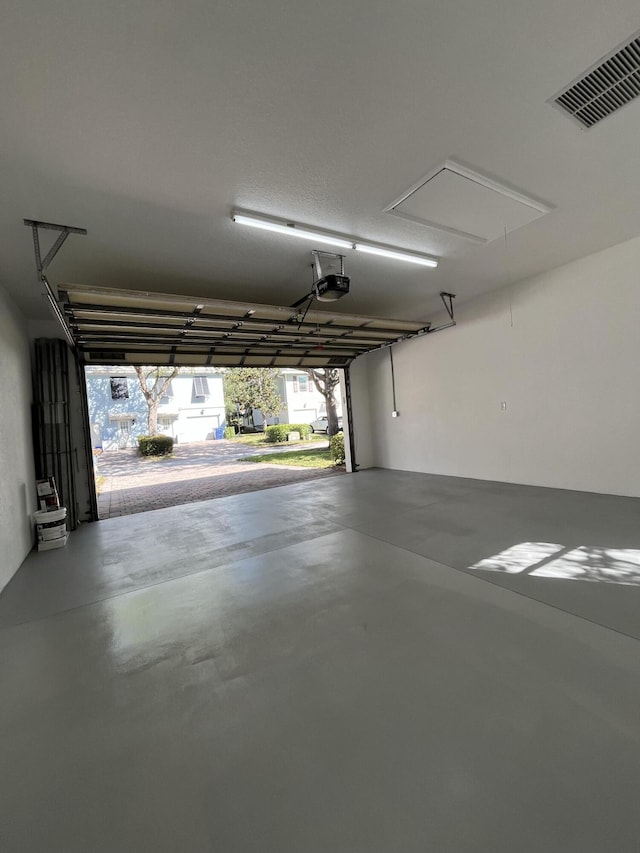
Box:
385;160;552;244
550;31;640;129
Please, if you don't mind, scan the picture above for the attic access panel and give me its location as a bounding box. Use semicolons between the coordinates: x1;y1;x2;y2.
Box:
59;284;429;368
386;160;552;243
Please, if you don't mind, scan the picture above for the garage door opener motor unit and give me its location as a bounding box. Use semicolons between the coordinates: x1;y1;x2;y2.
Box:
292;251;350;310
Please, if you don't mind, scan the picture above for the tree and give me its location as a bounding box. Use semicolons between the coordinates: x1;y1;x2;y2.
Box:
303;368;341;435
223;368;282;428
133;366;179;435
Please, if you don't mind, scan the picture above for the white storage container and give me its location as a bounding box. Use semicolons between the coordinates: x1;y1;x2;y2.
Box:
33;508;68;547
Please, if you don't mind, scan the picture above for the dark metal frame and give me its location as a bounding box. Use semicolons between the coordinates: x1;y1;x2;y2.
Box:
32;340;79;529
343;366;358;472
75;358;100;522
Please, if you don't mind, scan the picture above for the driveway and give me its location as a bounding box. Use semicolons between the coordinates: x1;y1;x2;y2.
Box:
96;438;342;518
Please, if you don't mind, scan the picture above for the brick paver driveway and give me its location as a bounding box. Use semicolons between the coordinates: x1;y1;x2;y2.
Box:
96;439;342;518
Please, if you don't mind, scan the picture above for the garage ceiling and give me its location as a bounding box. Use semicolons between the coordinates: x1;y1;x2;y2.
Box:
61;284;429;367
2;2;640;322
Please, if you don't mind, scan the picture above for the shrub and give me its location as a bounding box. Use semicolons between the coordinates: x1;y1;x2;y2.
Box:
291;423;312;440
265;423;312;443
137;434;174;456
223;426;236;439
330;431;345;465
265;424;289;443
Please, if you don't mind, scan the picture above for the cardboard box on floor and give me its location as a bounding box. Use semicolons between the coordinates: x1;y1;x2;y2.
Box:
35;477;60;512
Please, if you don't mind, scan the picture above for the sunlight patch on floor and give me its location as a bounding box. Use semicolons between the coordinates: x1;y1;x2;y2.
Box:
470;544;640;586
470;542;564;574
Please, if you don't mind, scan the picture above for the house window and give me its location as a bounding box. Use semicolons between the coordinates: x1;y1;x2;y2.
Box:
292;374;308;393
193;376;209;397
110;377;129;400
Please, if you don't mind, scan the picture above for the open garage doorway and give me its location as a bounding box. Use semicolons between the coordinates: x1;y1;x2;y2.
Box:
64;283;425;522
85;365;348;519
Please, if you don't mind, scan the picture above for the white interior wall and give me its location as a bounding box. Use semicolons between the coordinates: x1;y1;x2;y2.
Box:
0;285;36;590
357;235;640;497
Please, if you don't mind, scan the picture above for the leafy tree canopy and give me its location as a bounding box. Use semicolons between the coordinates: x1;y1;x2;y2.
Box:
223;368;282;423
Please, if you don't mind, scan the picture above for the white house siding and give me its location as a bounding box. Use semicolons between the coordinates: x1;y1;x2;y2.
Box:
159;374;226;444
252;370;342;427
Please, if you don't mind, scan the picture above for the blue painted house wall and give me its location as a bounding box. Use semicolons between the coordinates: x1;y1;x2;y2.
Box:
86;372;148;449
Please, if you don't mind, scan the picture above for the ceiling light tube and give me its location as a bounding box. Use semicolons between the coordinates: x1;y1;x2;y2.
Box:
232;213;354;250
354;243;438;268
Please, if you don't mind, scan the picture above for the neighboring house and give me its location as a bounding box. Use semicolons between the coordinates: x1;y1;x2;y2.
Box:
85;366;226;450
252;369;342;428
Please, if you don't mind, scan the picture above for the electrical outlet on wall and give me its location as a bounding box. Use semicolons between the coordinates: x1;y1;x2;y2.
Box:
500;401;507;412
392;410;399;417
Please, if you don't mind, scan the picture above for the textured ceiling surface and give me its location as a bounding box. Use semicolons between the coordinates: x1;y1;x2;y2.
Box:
2;1;640;324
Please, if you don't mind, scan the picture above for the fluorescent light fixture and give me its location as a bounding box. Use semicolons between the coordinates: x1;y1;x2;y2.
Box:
232;212;353;250
232;210;439;268
354;243;438;268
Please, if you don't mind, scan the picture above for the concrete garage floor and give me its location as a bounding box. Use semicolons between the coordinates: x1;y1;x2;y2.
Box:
2;470;640;852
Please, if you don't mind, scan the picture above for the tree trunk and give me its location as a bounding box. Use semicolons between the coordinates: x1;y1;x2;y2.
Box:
302;368;341;436
325;393;339;436
148;399;159;435
133;365;177;436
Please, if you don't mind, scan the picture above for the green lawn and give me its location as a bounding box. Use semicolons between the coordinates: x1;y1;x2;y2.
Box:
240;448;335;468
229;432;325;447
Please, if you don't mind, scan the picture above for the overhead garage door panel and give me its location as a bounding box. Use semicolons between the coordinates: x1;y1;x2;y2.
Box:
59;284;430;367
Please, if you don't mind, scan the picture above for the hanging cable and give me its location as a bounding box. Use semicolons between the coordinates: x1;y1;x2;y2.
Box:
389;346;397;413
297;298;314;331
504;227;513;328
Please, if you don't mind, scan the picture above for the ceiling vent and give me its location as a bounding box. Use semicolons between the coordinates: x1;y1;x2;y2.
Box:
551;32;640;129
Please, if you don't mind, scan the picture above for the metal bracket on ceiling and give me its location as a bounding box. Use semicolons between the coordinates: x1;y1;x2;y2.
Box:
24;219;87;277
440;292;456;321
427;291;457;334
23;219;87;348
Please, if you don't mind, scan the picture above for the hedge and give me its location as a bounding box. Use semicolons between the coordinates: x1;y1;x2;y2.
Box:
223;426;236;439
265;423;312;443
137;434;174;456
330;431;345;465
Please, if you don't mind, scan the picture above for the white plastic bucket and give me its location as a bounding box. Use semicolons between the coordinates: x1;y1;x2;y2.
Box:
34;508;67;542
